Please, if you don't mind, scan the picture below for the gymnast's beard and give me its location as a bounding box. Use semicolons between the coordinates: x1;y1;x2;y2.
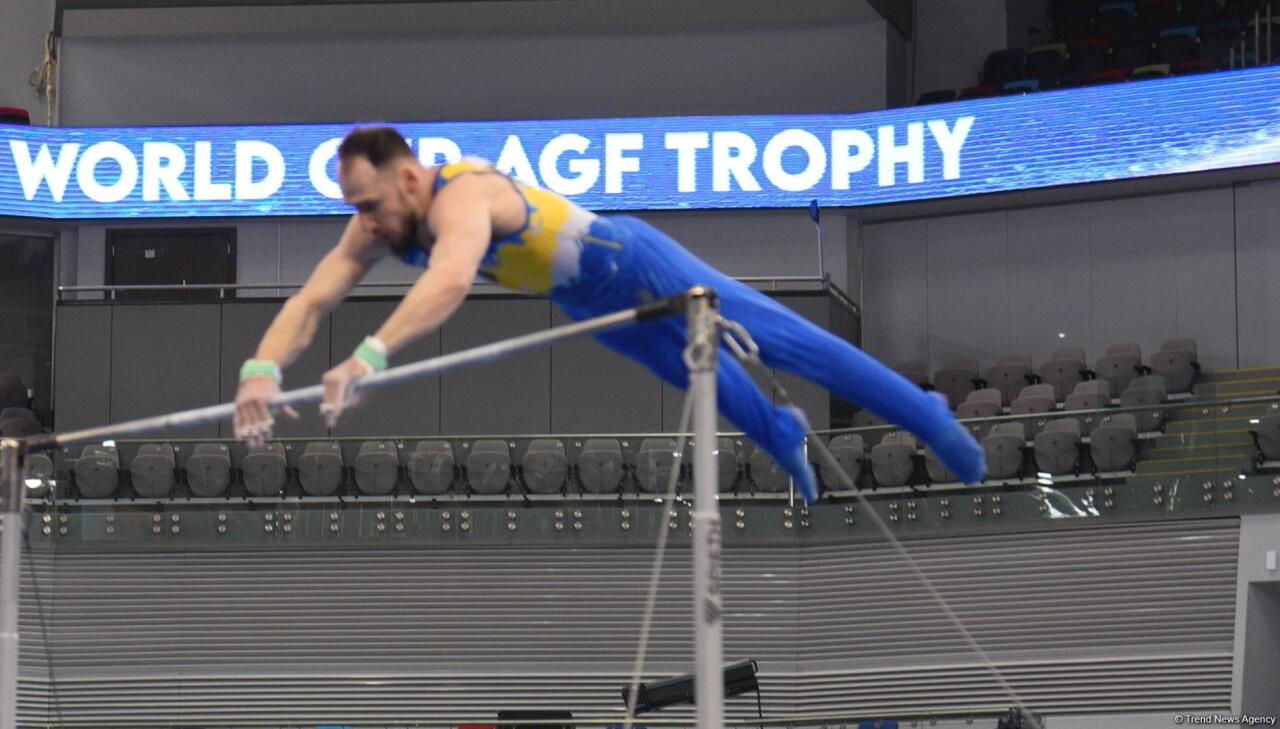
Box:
386;214;422;258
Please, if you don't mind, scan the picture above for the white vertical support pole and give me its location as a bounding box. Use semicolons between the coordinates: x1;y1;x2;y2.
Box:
685;287;724;729
0;439;23;729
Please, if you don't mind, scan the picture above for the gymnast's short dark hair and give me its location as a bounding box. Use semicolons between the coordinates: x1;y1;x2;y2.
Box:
338;127;414;168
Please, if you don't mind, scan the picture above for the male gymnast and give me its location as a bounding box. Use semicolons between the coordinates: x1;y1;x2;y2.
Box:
233;127;985;502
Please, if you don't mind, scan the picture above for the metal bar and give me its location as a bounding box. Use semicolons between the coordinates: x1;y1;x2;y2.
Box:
685;288;723;729
0;440;23;729
56;275;826;295
29;294;686;452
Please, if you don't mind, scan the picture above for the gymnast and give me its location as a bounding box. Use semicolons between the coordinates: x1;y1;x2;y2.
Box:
232;127;985;502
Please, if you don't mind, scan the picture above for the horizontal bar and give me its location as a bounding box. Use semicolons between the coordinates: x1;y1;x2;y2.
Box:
26;294;687;452
56;275;825;294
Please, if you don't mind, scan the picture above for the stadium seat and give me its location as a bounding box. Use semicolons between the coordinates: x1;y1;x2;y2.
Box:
186;443;232;497
1200;20;1244;61
1039;349;1088;402
242;443;287;496
1070;37;1113;75
0;407;35;422
1149;347;1198;393
522;439;568;494
851;410;891;447
0;417;41;437
983;422;1027;480
924;447;957;483
1098;1;1139;38
1114;29;1156;67
1043;72;1087;89
1009;392;1056;437
1026;43;1069;80
1157;26;1200;64
299;441;343;496
466;439;512;494
130;443;176;498
1065;380;1112;435
1251;411;1280;461
985;356;1036;406
820;433;863;489
893;361;930;388
1088;68;1130;83
870;431;917;487
1139;0;1182;32
933;357;982;411
408;440;455;494
1090;413;1140;471
748;445;789;492
577;438;624;494
1131;62;1173;77
1003;78;1041;94
74;444;120;498
1183;0;1221;27
0;373;26;411
1055;4;1097;41
1094;348;1143;396
958;390;1002;440
707;437;742;491
982;48;1026;87
22;453;54;497
354;440;399;495
958;84;1000;100
1122;375;1169;431
916;89;958;105
1160;337;1198;355
1175;57;1220;72
636;438;680;493
1035;418;1084;475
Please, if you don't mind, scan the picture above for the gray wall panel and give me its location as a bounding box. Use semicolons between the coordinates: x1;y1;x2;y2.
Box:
440;299;551;434
217;302;331;439
1233;180;1280;368
549;309;662;434
862;219;929;366
1006;204;1093;366
925;211;1009;367
52;306;111;432
109;304;221;438
330;300;441;437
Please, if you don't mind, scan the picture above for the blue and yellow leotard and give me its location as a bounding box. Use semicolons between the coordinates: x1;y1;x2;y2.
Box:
401;158;622;297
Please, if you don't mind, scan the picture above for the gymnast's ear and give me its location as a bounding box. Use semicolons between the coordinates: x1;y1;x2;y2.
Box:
395;159;423;194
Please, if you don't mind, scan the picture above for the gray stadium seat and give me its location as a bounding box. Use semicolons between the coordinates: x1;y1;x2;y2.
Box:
893;361;930;387
0;407;35;422
851;410;891;447
130;443;176;498
1148;347;1198;393
1105;341;1142;359
984;355;1035;406
242;442;288;496
1019;383;1057;402
1094;353;1143;396
956;399;1001;440
820;433;863;490
299;441;344;496
577;438;624;494
74;444;120;498
1090;413;1139;472
932;357;982;410
1035;418;1083;476
1121;375;1168;432
1253;412;1280;461
522;439;568;494
408;440;455;494
748;445;790;492
1009;394;1055;437
982;422;1026;480
466;439;512;494
1159;337;1197;356
870;431;917;487
924;447;956;483
186;443;232;497
698;437;741;492
1073;379;1112;398
354;440;399;495
636;438;681;493
966;388;1004;406
1039;349;1087;402
1063;391;1108;435
0;417;41;437
23;453;54;498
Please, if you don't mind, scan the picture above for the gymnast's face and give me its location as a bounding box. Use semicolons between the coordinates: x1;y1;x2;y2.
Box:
340;155;422;255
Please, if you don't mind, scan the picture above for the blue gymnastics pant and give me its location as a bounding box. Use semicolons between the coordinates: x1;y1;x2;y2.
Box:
553;215;984;501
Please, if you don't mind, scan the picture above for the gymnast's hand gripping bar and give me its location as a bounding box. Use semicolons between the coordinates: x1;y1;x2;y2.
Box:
21;292;691;454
